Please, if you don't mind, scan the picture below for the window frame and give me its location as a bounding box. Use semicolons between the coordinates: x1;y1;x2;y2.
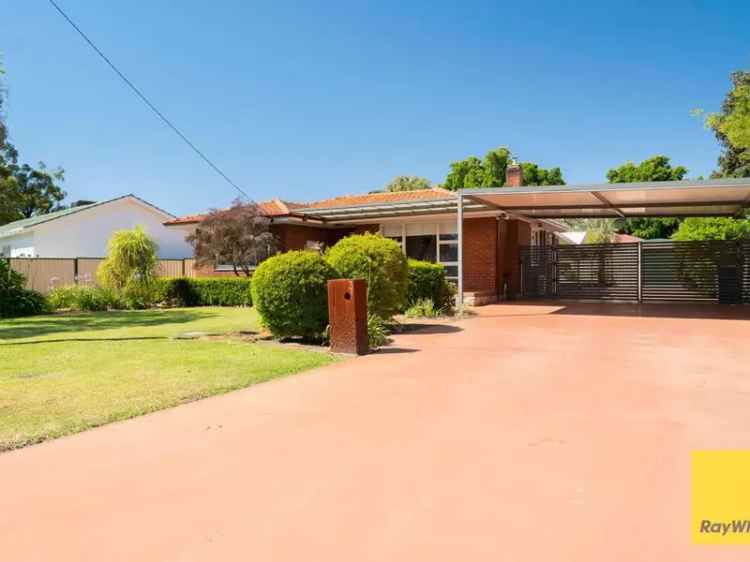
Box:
381;222;459;283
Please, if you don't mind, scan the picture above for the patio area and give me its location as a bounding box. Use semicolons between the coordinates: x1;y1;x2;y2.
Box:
1;302;749;561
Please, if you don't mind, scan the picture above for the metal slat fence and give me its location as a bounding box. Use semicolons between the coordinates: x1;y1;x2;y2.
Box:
521;240;749;304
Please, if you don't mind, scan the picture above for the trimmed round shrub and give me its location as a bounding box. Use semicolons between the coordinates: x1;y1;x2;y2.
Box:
326;233;408;318
406;259;454;310
251;251;338;339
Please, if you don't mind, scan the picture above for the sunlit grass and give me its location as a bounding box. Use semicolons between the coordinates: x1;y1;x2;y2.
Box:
0;307;337;451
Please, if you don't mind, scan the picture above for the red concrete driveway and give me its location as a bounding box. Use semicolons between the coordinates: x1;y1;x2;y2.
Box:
2;302;750;561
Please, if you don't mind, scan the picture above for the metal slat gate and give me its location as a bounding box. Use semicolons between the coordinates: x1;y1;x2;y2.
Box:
520;240;750;304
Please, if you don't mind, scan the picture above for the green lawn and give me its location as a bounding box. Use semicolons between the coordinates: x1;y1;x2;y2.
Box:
0;307;337;451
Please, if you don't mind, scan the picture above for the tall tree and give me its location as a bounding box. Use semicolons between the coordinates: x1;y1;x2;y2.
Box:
481;146;511;186
673;70;750;241
385;175;432;192
520;162;564;186
443;146;565;189
606;155;687;239
445;156;484;189
704;70;750;178
0;142;65;222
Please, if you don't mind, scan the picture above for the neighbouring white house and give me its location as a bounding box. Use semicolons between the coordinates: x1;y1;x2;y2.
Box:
0;194;193;258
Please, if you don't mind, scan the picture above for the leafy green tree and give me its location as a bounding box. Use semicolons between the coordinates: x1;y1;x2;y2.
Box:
702;71;750;178
520;162;564;186
385;175;432;192
443;146;564;189
677;72;750;240
606;155;687;184
481;147;511;186
2;144;65;219
672;217;750;241
606;156;687;239
622;217;680;240
445;156;484;189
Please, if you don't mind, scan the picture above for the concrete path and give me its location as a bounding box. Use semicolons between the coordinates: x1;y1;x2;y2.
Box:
2;303;750;561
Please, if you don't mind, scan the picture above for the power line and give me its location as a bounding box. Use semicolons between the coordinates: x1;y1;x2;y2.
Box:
47;0;250;200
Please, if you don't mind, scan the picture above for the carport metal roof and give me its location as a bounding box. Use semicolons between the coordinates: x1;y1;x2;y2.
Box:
460;178;750;219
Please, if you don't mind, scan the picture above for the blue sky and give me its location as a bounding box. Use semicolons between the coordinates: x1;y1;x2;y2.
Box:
3;1;749;216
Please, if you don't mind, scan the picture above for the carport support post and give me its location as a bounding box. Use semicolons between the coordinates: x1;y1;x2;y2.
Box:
637;242;643;303
457;191;464;307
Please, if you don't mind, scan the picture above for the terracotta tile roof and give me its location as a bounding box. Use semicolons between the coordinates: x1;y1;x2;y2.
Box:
164;198;305;225
613;233;643;243
163;213;208;226
301;189;454;210
164;189;454;225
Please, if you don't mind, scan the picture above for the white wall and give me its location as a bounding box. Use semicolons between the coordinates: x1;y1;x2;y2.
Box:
1;232;35;257
27;197;193;258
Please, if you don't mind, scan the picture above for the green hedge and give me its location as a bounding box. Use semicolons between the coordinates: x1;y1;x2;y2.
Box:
251;250;338;339
406;259;454;309
157;277;253;307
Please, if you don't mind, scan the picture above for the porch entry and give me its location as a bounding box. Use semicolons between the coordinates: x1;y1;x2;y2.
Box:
520;240;750;304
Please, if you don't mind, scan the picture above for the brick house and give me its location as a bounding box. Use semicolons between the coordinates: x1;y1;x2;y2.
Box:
164;164;564;305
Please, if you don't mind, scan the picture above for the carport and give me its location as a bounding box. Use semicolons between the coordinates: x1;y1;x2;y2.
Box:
456;178;750;305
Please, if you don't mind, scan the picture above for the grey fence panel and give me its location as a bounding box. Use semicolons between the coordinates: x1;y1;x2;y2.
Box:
641;241;741;303
521;244;639;301
519;247;556;298
556;243;639;301
521;240;749;304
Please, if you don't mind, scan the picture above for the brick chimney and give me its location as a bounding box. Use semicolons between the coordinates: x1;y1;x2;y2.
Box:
505;161;523;187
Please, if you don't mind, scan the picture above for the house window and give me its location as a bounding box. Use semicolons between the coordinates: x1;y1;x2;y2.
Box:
0;245;9;257
405;223;437;262
381;221;459;282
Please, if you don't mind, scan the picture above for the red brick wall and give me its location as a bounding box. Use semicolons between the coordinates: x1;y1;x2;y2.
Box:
273;223;378;251
273;223;329;251
463;217;498;293
193;265;250;278
496;219;508;296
